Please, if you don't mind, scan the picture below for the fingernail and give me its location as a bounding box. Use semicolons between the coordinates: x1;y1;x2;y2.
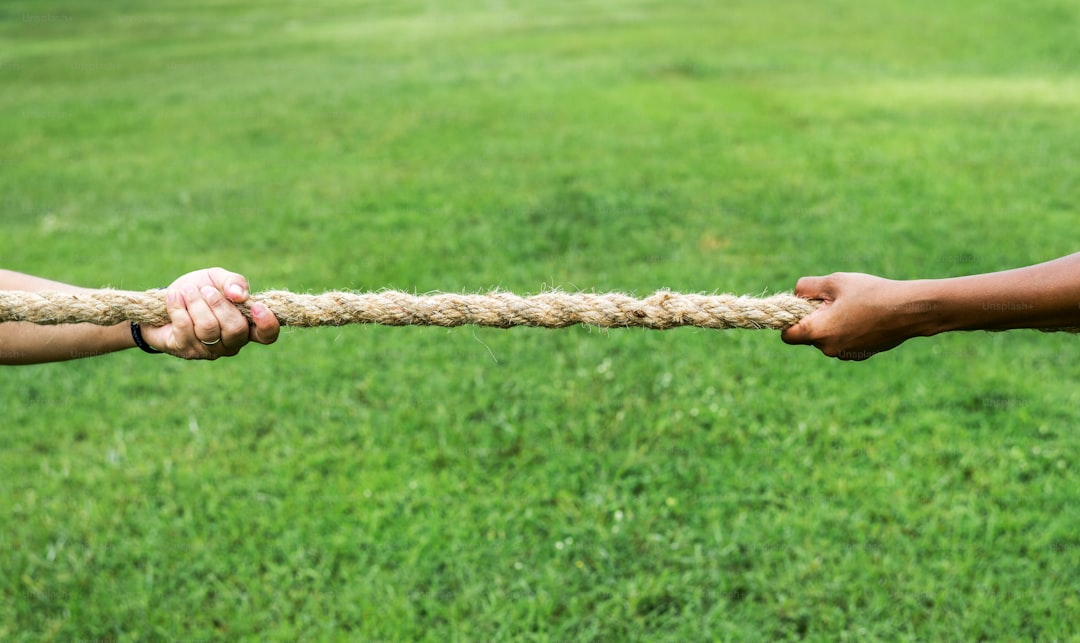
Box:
228;283;247;300
201;286;221;302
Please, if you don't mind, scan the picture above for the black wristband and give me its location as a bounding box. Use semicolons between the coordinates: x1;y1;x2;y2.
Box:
131;322;163;354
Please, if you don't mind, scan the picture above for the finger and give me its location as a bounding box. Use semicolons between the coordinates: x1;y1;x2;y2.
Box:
180;284;225;348
199;285;250;353
793;276;828;299
163;287;197;355
137;288;184;353
248;302;281;345
205;267;250;303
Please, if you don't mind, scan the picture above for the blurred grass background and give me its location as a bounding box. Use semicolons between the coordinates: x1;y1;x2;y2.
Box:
1;0;1079;639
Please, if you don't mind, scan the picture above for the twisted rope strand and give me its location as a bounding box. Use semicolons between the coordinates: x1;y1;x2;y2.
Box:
0;289;820;330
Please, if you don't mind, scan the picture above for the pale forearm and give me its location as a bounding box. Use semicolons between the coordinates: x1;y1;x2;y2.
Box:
0;269;96;294
0;270;135;365
0;267;280;365
0;322;134;365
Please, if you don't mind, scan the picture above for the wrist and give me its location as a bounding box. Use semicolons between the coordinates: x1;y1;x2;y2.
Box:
901;276;1011;335
130;322;163;354
888;279;952;338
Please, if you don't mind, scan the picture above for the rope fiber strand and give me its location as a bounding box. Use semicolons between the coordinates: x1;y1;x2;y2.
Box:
0;289;820;330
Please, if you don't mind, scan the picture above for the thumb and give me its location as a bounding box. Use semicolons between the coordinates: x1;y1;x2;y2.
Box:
781;313;818;346
782;275;833;346
246;302;281;345
205;267;250;303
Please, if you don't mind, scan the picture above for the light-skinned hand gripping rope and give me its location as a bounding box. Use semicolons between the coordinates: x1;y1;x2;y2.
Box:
0;289;822;330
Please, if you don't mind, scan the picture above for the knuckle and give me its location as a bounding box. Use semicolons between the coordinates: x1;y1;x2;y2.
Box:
193;318;218;335
169;310;192;328
222;319;249;339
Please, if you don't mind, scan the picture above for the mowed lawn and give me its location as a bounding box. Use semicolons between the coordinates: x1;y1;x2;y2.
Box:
2;0;1079;639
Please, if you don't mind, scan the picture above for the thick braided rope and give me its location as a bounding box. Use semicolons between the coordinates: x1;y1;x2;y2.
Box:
0;289;819;330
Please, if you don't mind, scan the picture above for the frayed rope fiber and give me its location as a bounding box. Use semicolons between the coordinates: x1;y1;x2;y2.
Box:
0;289;821;330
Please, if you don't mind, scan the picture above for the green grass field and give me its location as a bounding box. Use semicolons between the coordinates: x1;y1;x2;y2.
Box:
2;0;1080;639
